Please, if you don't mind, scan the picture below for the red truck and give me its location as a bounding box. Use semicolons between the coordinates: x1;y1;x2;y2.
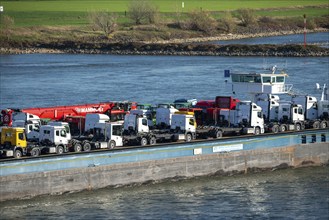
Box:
1;102;137;135
179;96;240;126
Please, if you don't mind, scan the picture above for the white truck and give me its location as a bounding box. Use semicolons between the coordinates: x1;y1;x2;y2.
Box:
254;93;306;133
291;92;328;129
38;124;71;155
216;101;265;135
11;112;42;141
122;111;195;146
84;113;111;134
68;121;124;151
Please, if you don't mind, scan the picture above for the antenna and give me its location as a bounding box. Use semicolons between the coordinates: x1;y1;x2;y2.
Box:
271;65;277;74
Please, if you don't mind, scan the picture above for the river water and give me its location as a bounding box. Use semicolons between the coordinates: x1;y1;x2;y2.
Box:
0;55;328;109
210;32;329;47
0;166;328;219
0;33;329;218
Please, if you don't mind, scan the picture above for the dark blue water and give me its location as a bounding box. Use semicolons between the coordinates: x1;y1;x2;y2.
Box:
210;32;329;47
0;55;328;109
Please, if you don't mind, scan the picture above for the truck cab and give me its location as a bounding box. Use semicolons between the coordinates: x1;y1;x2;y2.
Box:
92;122;123;149
171;113;196;141
39;125;70;154
124;114;150;134
12;112;41;141
0;127;27;158
279;103;304;123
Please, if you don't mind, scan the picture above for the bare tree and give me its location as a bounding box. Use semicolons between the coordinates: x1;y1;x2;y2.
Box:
127;0;158;25
88;11;117;37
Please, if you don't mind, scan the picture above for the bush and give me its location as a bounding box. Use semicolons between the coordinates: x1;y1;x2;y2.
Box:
187;10;217;35
218;12;236;33
128;0;159;25
0;15;15;40
88;11;118;37
236;8;257;27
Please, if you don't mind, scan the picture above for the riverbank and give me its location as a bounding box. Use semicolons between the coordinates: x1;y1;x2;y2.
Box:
1;42;328;56
1;29;328;56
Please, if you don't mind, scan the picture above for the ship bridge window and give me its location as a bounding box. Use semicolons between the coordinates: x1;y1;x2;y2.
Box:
232;75;261;83
262;77;271;83
276;76;285;83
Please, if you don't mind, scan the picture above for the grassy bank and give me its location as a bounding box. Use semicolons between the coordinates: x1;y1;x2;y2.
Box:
0;0;328;51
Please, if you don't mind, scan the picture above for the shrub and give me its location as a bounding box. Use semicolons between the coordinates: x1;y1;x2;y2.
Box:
88;11;118;37
187;10;217;35
236;8;257;27
127;0;159;25
219;12;236;33
0;15;15;40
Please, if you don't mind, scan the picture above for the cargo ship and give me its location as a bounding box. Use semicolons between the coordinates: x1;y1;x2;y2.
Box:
0;67;328;201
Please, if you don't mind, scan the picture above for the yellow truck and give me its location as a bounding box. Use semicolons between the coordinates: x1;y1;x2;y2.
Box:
0;127;40;158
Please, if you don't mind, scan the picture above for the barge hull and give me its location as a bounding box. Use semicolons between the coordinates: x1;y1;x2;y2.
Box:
0;131;328;201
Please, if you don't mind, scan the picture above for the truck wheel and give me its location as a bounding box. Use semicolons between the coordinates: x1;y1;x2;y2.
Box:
295;123;302;131
280;125;286;132
83;142;91;152
108;140;116;149
313;121;320;129
214;130;223;139
186;133;192;142
56;146;64;154
320;121;327;129
30;148;40;157
74;143;82;152
140;137;148;146
272;125;279;133
254;127;261;135
14;149;23;159
149;137;156;145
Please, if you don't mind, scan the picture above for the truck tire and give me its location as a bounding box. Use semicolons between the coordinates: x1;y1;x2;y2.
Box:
14;149;23;159
108;140;116;149
295;123;302;131
320;121;327;129
30;148;40;157
214;130;223;139
74;143;82;152
149;137;157;145
186;133;192;142
83;142;91;152
254;127;261;135
313;121;320;129
280;125;286;132
140;137;148;146
271;125;279;133
56;145;64;154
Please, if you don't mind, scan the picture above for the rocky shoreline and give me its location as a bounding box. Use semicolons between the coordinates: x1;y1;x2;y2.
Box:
1;43;328;57
1;29;328;56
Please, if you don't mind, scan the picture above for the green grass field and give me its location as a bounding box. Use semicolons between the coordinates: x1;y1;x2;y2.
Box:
1;0;328;26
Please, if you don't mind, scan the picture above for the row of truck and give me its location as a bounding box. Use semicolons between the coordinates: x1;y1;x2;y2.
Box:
1;69;328;159
1;89;328;159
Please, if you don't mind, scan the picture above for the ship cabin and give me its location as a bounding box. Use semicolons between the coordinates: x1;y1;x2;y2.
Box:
230;72;293;95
